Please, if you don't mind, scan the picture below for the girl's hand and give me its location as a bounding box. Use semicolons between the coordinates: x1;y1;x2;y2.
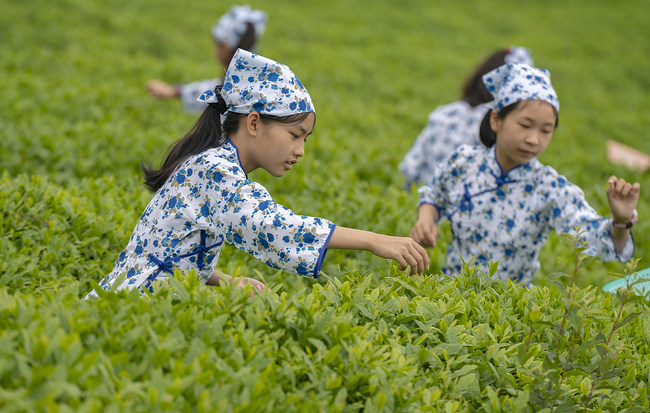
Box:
230;276;266;297
607;176;641;223
327;227;429;276
368;234;430;276
207;270;266;297
410;219;438;248
410;204;439;248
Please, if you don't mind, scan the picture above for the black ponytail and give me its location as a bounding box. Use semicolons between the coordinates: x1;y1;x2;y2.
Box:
479;103;521;148
479;110;497;148
142;88;241;192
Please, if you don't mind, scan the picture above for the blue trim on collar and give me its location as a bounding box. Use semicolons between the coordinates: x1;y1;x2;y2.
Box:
226;137;248;179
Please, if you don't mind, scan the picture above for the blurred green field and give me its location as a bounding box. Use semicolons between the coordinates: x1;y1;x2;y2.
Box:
1;0;649;410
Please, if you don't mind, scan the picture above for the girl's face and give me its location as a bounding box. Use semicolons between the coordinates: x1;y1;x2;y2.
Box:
490;100;557;173
250;113;315;177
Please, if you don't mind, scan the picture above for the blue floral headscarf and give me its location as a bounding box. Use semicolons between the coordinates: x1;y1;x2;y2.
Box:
198;49;314;117
505;46;534;66
211;5;267;51
483;63;559;112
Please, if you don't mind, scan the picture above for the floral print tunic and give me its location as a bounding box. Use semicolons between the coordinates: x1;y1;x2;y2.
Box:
418;144;635;285
89;139;335;296
400;100;488;189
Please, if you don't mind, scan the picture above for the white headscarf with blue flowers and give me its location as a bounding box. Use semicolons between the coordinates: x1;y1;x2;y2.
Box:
505;46;534;66
483;63;559;112
211;5;267;51
198;49;314;117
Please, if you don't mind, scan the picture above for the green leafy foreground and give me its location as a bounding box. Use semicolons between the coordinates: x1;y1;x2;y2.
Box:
1;267;649;412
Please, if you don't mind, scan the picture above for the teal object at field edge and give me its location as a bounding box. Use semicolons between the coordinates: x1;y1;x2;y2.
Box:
602;267;650;297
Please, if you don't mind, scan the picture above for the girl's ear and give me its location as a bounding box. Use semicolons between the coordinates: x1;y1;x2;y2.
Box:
489;110;501;133
246;112;261;137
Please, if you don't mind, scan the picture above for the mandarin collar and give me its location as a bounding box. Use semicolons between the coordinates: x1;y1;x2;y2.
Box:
222;137;248;179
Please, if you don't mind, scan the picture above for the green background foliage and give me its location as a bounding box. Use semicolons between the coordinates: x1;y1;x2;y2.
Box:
1;0;648;410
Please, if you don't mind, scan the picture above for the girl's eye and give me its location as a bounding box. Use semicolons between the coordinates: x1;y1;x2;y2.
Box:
519;123;531;129
291;133;299;139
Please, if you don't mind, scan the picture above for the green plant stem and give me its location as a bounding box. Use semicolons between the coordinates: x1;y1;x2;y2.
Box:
550;338;579;413
581;297;627;412
547;249;581;398
558;250;581;341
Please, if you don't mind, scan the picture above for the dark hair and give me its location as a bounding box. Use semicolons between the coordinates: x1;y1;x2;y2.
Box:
221;22;258;66
462;49;509;107
142;102;313;192
237;22;257;52
479;101;559;148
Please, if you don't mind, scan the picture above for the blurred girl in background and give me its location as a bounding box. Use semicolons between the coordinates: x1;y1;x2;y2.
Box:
146;5;267;113
400;46;533;189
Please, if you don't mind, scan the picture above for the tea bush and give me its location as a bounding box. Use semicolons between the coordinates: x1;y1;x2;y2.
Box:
1;269;648;411
1;0;648;410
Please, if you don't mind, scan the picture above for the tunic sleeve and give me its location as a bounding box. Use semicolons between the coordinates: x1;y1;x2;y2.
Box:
217;171;335;279
417;146;463;222
544;170;634;262
400;107;455;188
179;78;221;114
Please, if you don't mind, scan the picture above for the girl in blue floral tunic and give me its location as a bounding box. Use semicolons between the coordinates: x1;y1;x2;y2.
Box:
146;5;267;113
87;49;428;298
410;63;641;285
400;47;534;189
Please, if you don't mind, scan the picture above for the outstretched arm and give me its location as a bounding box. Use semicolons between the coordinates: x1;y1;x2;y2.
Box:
607;176;641;254
409;203;440;248
327;226;429;276
146;79;180;98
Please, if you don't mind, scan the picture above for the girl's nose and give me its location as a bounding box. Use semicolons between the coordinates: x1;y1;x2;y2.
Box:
295;141;305;157
526;132;540;146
